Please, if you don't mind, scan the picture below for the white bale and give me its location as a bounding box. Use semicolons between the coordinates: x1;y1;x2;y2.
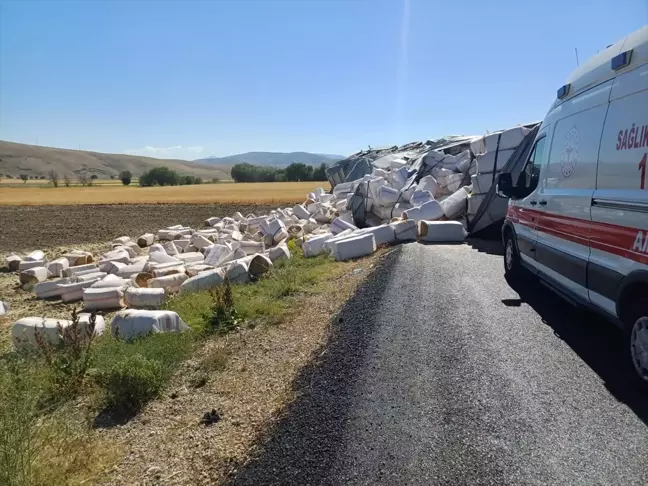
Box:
470;126;530;155
167;224;184;230
226;260;249;284
112;236;131;246
124;287;165;309
471;173;495;195
61;250;93;266
176;252;204;264
323;229;354;253
468;193;486;216
117;261;147;278
19;260;47;271
148;273;188;293
100;248;131;264
238;240;265;255
75;271;108;282
34;277;74;299
330;217;358;235
416;175;439;198
204;244;232;267
409;190;434;207
163;241;181;256
19;267;49;286
440;187;470;220
63;263;98;278
90;274;127;288
110;310;189;340
268;245;291;262
248;254;273;277
102;260;127;275
330;233;376;261
6;254;22;272
293;204;311;220
12;314;106;350
287;224;304;239
0;300;9;316
357;224;396;246
148;243;166;254
185;263;214;277
376;185;400;205
157;229;181;241
149;250;181;265
83;287;124;310
302;233;334;257
190;234;212;250
403;200;444;222
391;220;418;241
46;258;69;278
152;264;186;278
137;233;155;247
61;279;100;302
25;250;45;262
121;242;142;257
180;268;226;293
205;216;221;227
419;221;467;242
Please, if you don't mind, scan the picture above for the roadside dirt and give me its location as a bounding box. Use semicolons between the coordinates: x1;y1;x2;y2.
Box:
0;204;278;253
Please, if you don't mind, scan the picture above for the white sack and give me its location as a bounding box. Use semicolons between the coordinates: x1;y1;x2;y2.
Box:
148;273;188;293
12;314;106;350
20;267;48;286
185;263;214;277
416;175;439;197
137;233;155;247
61;250;94;266
205;217;221;227
46;258;69;278
268;245;291;262
34;278;73;299
238;241;265;255
248;254;273;277
112;236;131;246
330;233;376;261
302;233;334;257
357;224;396;246
470;126;530;155
61;279;101;302
19;260;47;271
124;287;165;309
6;255;22;272
176;252;204;264
0;300;9;316
403;200;444;222
63;263;98;278
391;220;418;241
475;148;516;174
419;220;467;242
471;173;496;195
151;264;186;278
74;271;108;282
25;250;45;262
83;287;124;310
90;274;127;288
409;190;434;207
440;187;470;220
111;310;189;340
117;261;147;278
180;268;226;293
468;193;486;216
103;260;127;275
226;260;250;284
190;234;212;250
330;217;358;235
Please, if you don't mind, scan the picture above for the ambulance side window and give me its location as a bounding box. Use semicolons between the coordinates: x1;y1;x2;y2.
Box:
517;137;546;197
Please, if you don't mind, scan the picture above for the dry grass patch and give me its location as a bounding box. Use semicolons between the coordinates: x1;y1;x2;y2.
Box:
0;182;330;206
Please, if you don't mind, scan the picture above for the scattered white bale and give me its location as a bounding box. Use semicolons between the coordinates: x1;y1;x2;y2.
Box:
34;278;73;299
61;250;93;266
293;204;311;220
102;260;127;275
0;300;9;316
137;233;155;247
302;233;334;257
287;224;304;239
204;244;231;267
90;274;127;288
152;265;186;278
410;190;434;207
19;260;47;271
149;250;181;265
226;261;250;284
185;263;214;277
268;245;291;262
25;250;45;262
46;258;70;278
20;267;49;286
391;220;418;241
148;273;188;293
323;229;355;253
75;271;108;282
63;263;99;278
112;236;131;246
157;229;181;241
330;233;376;261
357;224;396;246
180;268;226;293
134;272;153;288
117;261;147;278
61;279;101;303
148;243;166;254
99;249;131;265
163;241;181;256
190;234;212;250
167;224;184;230
416;175;439;198
6;254;22;272
176;252;204;264
238;241;265;256
440;187;470;220
124;287;165;309
12;314;106;349
403;200;444;222
330;217;358;235
248;254;273;277
111;310;189;339
83;287;124;310
419;220;467;242
119;242;141;257
205;217;221;227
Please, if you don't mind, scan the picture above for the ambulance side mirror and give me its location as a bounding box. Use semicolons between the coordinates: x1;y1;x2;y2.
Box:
496;173;514;198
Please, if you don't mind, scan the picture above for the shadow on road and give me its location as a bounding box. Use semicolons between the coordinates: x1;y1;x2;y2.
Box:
227;247;402;485
466;237;504;256
505;274;648;427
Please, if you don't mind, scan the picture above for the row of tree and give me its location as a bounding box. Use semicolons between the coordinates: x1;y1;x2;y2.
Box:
230;162;328;183
138;167;204;187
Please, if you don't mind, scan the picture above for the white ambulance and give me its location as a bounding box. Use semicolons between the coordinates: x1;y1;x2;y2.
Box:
498;25;648;384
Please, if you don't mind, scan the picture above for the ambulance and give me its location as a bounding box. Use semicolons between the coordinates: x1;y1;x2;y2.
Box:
498;25;648;384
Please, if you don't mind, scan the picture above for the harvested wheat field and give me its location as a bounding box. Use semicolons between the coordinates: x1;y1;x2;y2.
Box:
0;181;329;206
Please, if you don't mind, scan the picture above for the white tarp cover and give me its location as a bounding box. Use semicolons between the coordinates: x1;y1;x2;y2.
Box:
13;314;106;349
124;287;165;309
111;310;189;340
180;268;226;293
419;220;467;242
330;217;358;235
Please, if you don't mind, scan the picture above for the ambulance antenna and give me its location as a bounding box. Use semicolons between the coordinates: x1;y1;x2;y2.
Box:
575;47;580;67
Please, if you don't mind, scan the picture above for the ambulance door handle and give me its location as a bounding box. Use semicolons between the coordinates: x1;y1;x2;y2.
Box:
529;201;538;205
538;200;547;206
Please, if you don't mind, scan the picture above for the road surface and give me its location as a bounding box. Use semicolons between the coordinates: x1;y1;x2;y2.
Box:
232;241;648;485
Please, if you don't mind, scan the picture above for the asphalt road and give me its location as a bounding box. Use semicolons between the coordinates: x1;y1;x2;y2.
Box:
232;240;648;486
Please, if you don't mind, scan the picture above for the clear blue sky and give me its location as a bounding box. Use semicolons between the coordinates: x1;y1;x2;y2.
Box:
0;0;646;160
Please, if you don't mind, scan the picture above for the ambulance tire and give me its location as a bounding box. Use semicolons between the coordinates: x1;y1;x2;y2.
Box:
503;232;522;280
628;299;648;389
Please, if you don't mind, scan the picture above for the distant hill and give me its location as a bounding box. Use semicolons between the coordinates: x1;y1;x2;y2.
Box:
0;140;230;180
197;151;344;167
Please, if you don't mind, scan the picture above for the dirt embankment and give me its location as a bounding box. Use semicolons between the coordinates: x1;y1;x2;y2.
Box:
0;203;278;253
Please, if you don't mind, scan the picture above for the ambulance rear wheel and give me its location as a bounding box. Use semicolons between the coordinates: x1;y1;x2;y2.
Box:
629;302;648;387
504;233;521;279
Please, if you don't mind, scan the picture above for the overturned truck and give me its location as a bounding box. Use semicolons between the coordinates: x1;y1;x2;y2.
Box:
326;124;540;235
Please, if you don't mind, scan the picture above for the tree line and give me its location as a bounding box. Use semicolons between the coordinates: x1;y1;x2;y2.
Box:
230;162;329;183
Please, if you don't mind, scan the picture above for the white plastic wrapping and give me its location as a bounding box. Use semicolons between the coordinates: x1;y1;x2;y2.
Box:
180;268;226;293
330;233;376;261
302;233;334;257
19;267;49;286
137;233;155;247
268;245;291;262
403;200;444;222
12;314;106;349
63;263;98;278
47;258;69;278
19;260;47;271
330;217;358;235
419;220;467;242
357;224;396;246
148;273;188;293
6;254;22;272
391;220;418;241
111;310;189;339
124;287;166;309
83;287;124;310
440;187;470;220
25;250;45;262
248;254;273;277
34;278;74;299
90;274;127;288
226;260;250;284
